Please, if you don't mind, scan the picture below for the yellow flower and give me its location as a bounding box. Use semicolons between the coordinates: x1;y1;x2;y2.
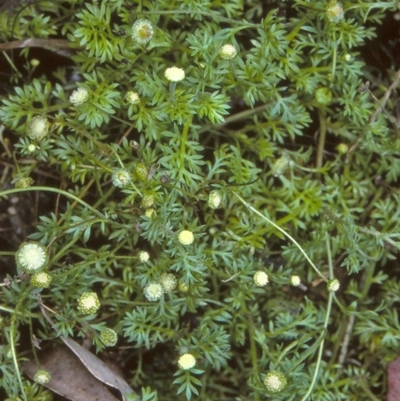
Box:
165;66;185;82
178;230;194;245
254;271;269;287
219;44;237;60
178;353;196;370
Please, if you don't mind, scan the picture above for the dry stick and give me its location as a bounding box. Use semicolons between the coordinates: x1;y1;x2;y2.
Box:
0;38;73;57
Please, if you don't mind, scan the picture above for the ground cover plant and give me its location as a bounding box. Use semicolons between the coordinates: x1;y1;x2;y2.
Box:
1;0;400;400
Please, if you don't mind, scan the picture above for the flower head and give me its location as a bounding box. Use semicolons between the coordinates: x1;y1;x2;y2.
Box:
34;369;51;385
178;353;196;370
112;168;132;188
290;275;301;287
179;282;189;292
131;19;154;44
178;230;194;245
28;115;49;141
327;278;340;292
134;162;149;181
144;208;156;219
263;370;287;393
254;271;269;287
326;1;344;23
315;87;333;105
337;143;349;155
208;190;222;209
141;194;155;208
219;44;237;60
31;272;52;288
16;242;48;273
69;87;89;106
144;282;164;301
139;251;150;262
165;66;185;82
14;176;34;188
126;91;140;105
159;273;177;293
77;292;100;315
100;328;118;347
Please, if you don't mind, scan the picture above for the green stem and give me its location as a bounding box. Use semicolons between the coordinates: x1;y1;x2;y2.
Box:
0;186;108;220
180;118;192;170
10;288;31;401
299;240;335;401
232;192;326;280
330;31;337;83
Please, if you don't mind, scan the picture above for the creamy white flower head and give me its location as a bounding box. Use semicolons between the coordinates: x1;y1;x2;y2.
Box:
178;353;196;370
34;369;51;385
112;168;132;188
165;66;185;82
290;275;301;287
326;1;344;22
144;282;164;301
139;251;150;262
28;115;49;141
77;292;100;315
327;278;340;292
208;190;222;209
31;272;52;288
159;273;177;293
16;242;48;273
178;230;194;245
126;91;140;105
131;19;154;44
219;44;237;60
254;271;269;287
100;328;118;347
27;143;37;153
263;371;287;393
69;87;89;106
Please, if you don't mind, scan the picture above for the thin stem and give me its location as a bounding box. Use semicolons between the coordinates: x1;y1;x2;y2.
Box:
232;191;326;280
0;186;108;220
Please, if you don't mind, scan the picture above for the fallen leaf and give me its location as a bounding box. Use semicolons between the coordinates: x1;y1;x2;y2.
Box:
22;345;119;401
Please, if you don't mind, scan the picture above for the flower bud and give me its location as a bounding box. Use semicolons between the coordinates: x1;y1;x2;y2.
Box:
34;369;51;385
126;91;140;105
327;278;340;292
30;272;52;288
263;370;287;393
77;292;101;315
315;87;333;105
159;273;177;292
208;190;222;209
100;328;118;347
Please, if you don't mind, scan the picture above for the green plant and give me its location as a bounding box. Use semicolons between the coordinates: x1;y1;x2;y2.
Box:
1;0;400;400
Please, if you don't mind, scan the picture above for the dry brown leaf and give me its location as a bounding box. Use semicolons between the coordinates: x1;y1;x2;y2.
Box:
22;345;119;401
